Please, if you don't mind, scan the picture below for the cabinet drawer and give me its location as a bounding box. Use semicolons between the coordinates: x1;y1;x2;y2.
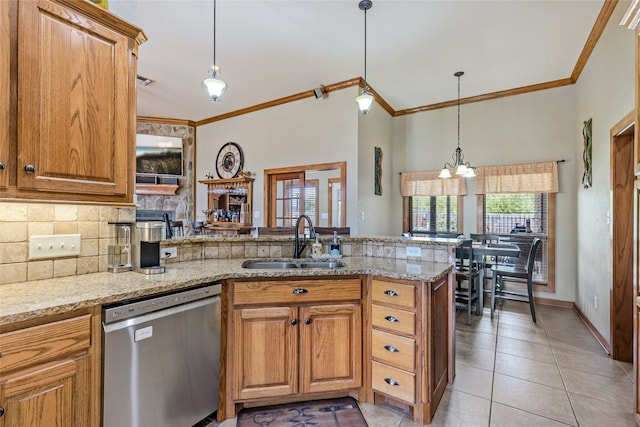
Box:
371;304;415;336
371;280;415;308
372;361;415;404
0;314;91;375
372;329;415;371
234;279;361;305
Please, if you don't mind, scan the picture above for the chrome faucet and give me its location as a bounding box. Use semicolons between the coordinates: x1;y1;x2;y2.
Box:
294;214;315;258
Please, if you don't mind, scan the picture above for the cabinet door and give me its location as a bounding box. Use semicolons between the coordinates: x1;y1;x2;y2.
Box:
300;303;362;394
233;307;298;400
0;0;10;190
17;0;133;200
0;356;90;427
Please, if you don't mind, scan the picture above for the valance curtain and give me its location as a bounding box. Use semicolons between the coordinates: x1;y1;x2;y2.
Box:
400;170;467;197
474;161;558;194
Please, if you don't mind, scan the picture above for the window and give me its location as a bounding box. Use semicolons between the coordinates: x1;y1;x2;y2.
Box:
409;195;459;234
400;170;467;235
475;162;558;290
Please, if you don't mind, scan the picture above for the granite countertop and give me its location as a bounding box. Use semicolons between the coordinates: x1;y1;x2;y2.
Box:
0;256;452;326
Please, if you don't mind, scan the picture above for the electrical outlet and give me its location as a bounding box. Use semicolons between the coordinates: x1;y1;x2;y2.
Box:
406;246;422;257
163;247;178;259
29;234;81;259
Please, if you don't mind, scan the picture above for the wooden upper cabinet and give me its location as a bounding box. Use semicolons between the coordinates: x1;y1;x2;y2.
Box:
0;0;10;190
5;0;145;203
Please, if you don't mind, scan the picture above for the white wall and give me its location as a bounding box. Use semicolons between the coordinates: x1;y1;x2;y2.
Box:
392;85;578;302
574;1;635;342
357;101;396;236
196;88;360;232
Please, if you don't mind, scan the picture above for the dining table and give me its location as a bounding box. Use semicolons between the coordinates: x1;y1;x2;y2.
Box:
470;242;521;314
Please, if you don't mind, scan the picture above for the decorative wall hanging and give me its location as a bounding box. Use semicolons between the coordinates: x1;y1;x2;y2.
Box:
582;118;592;189
374;146;382;195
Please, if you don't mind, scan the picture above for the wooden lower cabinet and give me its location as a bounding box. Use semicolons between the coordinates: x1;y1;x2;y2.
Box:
0;313;95;427
222;277;363;420
369;275;451;424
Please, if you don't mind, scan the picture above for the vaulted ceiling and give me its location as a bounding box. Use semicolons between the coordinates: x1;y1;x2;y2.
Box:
108;0;611;123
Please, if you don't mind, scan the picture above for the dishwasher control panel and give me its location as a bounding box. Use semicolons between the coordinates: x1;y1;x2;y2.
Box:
103;283;221;324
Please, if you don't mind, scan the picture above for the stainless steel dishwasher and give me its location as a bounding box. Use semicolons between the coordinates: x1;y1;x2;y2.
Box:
102;283;221;427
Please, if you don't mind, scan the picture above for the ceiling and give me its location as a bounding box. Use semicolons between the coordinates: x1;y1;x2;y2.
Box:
108;0;608;123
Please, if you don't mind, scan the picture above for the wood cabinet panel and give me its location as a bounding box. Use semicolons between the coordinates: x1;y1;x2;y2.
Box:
371;279;416;308
300;304;362;394
0;0;9;190
371;304;415;336
371;329;415;371
17;0;132;198
233;307;298;400
234;279;361;305
0;314;90;375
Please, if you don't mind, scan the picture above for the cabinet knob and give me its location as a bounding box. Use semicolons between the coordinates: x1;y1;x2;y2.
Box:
290;319;298;326
384;315;400;323
304;318;311;325
384;289;399;297
0;162;5;170
0;407;4;417
24;164;36;174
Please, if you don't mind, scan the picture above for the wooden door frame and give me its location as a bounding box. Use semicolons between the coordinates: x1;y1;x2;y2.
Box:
610;109;635;362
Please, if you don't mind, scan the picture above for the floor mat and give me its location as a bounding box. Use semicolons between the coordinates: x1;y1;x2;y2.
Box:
236;396;368;427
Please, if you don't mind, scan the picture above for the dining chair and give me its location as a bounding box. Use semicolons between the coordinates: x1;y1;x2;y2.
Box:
490;237;542;322
170;220;184;237
190;221;206;236
455;239;481;325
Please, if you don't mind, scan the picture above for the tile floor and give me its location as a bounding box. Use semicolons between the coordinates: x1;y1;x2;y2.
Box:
213;302;636;427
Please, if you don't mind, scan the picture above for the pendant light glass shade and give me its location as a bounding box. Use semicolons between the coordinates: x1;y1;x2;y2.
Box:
203;0;226;102
356;1;374;115
356;89;374;115
440;71;474;179
203;68;226;101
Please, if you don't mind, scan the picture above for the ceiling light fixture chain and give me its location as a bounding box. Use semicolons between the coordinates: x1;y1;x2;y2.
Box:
202;0;227;102
356;0;374;115
439;71;475;178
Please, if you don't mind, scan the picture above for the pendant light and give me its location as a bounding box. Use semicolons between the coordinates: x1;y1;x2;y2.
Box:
439;71;475;178
203;0;227;101
356;0;374;115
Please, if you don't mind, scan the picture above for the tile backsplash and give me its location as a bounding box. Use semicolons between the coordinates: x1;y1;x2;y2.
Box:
0;202;135;285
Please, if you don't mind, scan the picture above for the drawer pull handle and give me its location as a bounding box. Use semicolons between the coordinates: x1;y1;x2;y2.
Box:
384;315;399;323
384;345;399;353
384;290;399;297
293;288;308;294
384;378;400;386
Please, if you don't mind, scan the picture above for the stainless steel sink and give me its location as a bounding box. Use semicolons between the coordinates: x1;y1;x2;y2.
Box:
242;261;299;269
241;260;344;269
299;261;343;269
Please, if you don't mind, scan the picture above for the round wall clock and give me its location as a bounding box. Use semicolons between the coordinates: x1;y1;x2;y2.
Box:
216;142;244;179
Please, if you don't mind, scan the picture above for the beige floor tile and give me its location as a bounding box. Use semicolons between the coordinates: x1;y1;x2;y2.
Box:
497;323;549;345
492;373;576;425
553;347;628;380
359;402;404;427
618;360;634;382
402;388;490;427
496;335;555;364
547;331;606;356
490;402;573;427
559;365;634;407
456;340;496;371
494;351;564;389
452;362;494;399
455;312;499;335
456;328;497;352
570;392;636;427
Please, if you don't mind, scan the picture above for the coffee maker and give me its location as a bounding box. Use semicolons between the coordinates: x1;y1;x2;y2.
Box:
134;222;165;274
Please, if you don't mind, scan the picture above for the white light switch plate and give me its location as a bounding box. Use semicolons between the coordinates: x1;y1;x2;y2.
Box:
406;246;422;257
29;234;82;259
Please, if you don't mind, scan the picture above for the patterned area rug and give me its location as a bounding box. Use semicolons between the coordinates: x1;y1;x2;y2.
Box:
236;397;368;427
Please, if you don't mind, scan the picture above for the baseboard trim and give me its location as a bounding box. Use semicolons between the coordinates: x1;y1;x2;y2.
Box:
572;303;611;355
534;296;573;309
